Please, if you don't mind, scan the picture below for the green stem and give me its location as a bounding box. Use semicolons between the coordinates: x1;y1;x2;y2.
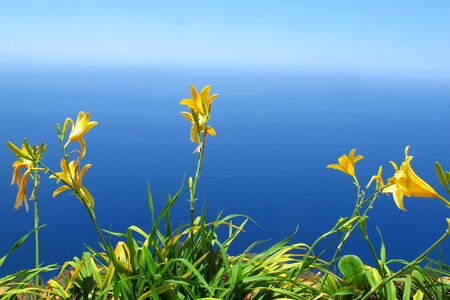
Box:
361;230;385;275
320;187;380;288
325;183;362;270
360;227;392;298
37;161;115;267
32;170;40;289
437;195;450;207
329;188;379;267
85;205;108;249
359;227;450;300
297;227;339;278
190;132;206;227
81;197;123;279
37;159;104;246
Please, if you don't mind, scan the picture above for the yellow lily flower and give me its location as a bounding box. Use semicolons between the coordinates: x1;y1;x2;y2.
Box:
180;85;218;116
180;85;217;143
11;145;35;211
383;146;448;211
65;111;97;158
327;148;364;180
50;159;94;208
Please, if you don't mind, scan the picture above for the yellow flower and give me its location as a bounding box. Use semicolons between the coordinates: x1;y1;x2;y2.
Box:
383;146;447;211
50;159;94;208
11;145;35;211
180;85;217;143
65;111;97;158
180;85;218;116
327;148;364;179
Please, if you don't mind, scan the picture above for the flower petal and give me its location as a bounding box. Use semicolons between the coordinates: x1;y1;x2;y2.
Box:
14;169;30;211
205;94;218;107
327;164;346;173
79;138;87;158
200;85;211;99
190;125;199;143
80;187;95;208
389;161;398;172
79;164;92;186
354;155;364;163
53;186;71;198
181;112;194;123
180;99;197;111
206;126;216;137
393;187;406;211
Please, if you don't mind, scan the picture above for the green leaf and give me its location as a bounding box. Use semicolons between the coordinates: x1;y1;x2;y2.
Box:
148;182;155;224
385;280;397;300
338;255;367;288
377;227;387;264
169;258;214;295
412;270;425;285
402;275;412;300
0;225;45;267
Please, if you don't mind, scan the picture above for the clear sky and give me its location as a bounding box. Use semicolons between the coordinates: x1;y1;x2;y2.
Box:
1;1;449;76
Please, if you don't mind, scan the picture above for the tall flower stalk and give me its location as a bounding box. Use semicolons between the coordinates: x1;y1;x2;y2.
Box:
31;170;40;289
180;84;218;227
7;140;47;288
50;112;111;252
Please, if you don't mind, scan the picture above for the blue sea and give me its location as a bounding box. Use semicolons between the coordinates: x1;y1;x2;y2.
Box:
0;64;449;277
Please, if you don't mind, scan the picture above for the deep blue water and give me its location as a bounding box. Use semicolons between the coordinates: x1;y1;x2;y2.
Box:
0;64;449;277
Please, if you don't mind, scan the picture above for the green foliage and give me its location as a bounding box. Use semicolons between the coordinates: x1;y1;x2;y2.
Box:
0;227;57;299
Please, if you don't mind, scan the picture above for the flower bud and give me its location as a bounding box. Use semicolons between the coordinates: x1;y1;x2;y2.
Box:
359;216;368;239
189;177;193;191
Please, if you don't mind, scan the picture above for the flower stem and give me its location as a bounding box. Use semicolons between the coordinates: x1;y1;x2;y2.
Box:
297;226;339;278
85;205;108;249
437;195;450;207
31;170;40;289
320;187;379;288
190;133;206;227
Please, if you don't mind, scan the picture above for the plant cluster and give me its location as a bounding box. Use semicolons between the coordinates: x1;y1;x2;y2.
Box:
1;85;450;299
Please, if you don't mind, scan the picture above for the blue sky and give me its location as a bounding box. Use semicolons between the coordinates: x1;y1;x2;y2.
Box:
1;1;449;76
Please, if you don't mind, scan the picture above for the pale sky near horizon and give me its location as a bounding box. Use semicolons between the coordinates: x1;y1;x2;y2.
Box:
1;1;449;77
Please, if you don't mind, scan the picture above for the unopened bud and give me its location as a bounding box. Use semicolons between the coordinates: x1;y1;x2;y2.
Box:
360;216;368;239
436;162;449;192
23;138;33;156
62;118;70;137
7;141;32;160
189;177;193;191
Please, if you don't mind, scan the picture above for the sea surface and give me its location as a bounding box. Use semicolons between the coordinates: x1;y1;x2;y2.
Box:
0;64;449;277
